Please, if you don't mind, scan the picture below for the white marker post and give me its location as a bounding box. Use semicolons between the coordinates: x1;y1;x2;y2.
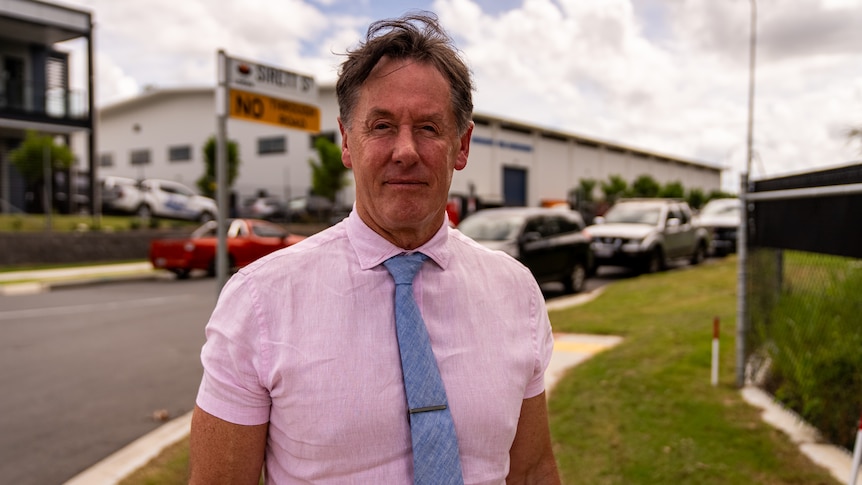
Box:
711;317;719;386
850;413;862;485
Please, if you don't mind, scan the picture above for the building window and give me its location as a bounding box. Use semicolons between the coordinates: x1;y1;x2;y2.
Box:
310;131;337;147
258;136;287;155
168;145;192;162
130;149;151;165
99;153;114;167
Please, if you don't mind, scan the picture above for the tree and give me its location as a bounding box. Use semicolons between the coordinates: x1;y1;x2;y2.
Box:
577;178;597;202
848;126;862;154
687;188;706;210
600;174;628;204
198;136;240;198
9;130;74;186
309;136;350;202
707;189;736;201
659;180;685;199
630;174;660;198
9;131;75;213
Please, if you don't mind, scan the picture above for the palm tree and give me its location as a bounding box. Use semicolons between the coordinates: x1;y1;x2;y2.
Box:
848;126;862;155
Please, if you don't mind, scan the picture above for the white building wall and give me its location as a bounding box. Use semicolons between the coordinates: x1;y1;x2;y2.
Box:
95;88;317;205
82;85;722;212
534;134;572;204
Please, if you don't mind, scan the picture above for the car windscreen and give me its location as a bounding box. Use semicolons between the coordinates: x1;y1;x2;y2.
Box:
604;205;661;225
701;201;740;217
458;214;524;241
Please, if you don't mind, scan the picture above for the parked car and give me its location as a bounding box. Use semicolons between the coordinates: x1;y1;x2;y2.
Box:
136;179;218;222
457;207;593;294
286;195;335;222
239;194;289;222
585;198;709;273
695;198;741;256
101;176;143;214
149;218;306;279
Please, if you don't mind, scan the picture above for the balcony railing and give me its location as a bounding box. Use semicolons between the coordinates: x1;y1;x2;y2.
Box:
0;81;90;123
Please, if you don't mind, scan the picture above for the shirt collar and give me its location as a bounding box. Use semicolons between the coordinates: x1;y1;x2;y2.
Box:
346;209;452;271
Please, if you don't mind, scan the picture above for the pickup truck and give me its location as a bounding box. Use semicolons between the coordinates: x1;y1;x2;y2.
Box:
149;218;305;279
585;198;709;273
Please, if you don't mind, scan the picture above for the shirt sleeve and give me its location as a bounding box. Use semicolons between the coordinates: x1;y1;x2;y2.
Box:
523;284;555;399
195;272;272;425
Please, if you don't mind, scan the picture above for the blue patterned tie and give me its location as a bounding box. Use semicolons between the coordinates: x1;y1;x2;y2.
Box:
383;253;464;485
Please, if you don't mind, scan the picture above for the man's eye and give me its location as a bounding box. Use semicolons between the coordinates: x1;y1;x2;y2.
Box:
420;125;438;133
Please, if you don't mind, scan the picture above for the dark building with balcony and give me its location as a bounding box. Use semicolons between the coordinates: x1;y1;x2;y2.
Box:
0;0;94;214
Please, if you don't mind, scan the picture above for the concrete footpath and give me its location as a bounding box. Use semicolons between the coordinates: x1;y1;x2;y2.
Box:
2;265;857;484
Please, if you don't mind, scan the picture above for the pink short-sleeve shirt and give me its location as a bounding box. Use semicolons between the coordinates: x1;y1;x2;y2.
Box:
196;212;554;484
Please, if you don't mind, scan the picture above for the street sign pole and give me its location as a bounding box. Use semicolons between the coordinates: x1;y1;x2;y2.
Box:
215;50;229;294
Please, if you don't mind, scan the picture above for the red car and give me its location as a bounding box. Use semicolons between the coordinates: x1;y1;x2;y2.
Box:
149;218;306;279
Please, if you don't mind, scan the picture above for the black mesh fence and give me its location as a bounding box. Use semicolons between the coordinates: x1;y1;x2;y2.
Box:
742;162;862;451
745;247;862;449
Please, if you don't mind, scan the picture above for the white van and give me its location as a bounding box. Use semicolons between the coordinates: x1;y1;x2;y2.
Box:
136;179;218;222
101;176;143;214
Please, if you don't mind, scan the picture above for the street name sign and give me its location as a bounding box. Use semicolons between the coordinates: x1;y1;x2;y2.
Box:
223;54;320;132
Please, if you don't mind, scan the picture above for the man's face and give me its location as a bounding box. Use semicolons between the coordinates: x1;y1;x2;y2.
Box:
339;57;472;246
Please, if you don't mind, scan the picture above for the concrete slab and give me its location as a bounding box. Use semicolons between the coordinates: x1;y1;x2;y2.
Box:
742;386;860;484
546;333;623;397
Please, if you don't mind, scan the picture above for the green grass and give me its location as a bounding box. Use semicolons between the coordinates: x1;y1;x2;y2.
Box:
0;213;196;232
117;439;190;485
750;250;862;450
119;257;840;485
548;257;839;484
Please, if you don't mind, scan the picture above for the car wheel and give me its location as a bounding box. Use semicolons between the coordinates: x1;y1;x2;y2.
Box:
643;247;664;274
690;241;706;265
563;261;587;294
172;268;191;280
136;204;152;219
199;211;215;223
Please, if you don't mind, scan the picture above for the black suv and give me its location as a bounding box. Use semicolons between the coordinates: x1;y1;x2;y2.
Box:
457;207;593;293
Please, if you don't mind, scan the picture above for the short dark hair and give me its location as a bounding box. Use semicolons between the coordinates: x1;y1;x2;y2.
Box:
336;11;474;135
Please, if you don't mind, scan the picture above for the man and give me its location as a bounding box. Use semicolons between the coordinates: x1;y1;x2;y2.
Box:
190;12;561;484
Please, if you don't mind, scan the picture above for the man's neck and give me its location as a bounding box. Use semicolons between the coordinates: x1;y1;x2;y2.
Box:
355;207;442;250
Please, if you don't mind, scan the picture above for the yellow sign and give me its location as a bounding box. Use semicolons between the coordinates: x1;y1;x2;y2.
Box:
228;88;320;132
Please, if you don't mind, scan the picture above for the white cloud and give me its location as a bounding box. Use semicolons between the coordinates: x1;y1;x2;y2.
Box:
58;0;862;192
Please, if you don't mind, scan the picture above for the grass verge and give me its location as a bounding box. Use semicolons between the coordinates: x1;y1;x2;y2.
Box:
120;257;840;485
548;257;838;484
117;439;189;485
0;213;195;232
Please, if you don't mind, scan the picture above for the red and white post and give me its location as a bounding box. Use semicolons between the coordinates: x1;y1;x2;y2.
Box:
711;317;720;387
850;413;862;485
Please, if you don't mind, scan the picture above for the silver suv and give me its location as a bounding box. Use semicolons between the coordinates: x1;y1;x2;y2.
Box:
585;198;708;273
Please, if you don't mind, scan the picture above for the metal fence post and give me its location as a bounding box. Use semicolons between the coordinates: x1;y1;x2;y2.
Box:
736;173;749;388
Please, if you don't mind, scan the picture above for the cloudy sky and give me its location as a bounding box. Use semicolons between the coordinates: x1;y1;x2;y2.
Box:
58;0;862;192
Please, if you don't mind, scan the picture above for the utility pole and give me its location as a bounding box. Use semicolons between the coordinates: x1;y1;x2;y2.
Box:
737;0;757;387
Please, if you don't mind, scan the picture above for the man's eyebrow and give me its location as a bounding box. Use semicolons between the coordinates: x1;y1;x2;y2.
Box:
366;107;446;125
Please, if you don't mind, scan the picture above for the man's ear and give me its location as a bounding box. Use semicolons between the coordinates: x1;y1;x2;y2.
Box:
455;122;473;171
338;117;352;168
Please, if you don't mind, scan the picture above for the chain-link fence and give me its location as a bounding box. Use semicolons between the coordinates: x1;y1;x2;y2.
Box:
745;248;862;449
739;163;862;451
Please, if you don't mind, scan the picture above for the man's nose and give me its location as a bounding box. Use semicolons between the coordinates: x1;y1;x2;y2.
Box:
392;127;420;164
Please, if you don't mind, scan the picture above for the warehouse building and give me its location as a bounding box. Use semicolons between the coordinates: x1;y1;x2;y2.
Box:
88;84;722;214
